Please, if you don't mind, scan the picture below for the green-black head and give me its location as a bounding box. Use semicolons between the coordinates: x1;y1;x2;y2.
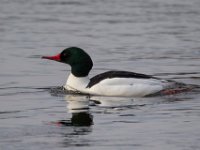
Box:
42;47;93;77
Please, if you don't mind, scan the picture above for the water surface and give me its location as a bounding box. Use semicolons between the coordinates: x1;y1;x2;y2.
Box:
0;0;200;150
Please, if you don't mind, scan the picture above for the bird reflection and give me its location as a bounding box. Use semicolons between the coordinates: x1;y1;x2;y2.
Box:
66;95;93;126
70;112;93;126
54;94;93;127
49;87;153;126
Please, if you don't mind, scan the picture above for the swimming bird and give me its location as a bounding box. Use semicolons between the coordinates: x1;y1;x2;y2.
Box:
42;47;182;97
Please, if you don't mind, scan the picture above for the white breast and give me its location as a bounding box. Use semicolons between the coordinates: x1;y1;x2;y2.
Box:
64;73;90;93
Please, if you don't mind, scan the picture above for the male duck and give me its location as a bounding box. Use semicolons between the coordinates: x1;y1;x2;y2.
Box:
42;47;178;97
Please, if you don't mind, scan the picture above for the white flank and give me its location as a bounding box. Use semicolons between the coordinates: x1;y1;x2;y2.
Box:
64;73;168;97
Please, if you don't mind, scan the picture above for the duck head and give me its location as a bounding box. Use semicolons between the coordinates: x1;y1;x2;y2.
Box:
42;47;93;77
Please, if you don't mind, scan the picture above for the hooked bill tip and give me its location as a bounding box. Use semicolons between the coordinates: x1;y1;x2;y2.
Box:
41;56;48;59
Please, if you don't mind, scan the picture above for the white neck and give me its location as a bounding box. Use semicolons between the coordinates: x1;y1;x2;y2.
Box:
64;73;90;93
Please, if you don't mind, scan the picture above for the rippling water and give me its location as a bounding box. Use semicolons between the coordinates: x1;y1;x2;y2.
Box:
1;0;200;150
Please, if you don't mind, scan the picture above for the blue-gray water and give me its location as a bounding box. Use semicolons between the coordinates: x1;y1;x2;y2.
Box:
1;0;200;150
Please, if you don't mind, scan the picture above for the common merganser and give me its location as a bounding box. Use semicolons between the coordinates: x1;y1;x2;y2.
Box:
42;47;180;97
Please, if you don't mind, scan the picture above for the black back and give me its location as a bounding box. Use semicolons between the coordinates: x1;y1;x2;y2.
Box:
87;71;154;88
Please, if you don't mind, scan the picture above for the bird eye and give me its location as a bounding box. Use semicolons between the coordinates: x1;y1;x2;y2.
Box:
63;52;70;58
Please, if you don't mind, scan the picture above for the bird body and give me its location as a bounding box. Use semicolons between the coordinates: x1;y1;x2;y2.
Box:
42;47;177;97
64;72;169;97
